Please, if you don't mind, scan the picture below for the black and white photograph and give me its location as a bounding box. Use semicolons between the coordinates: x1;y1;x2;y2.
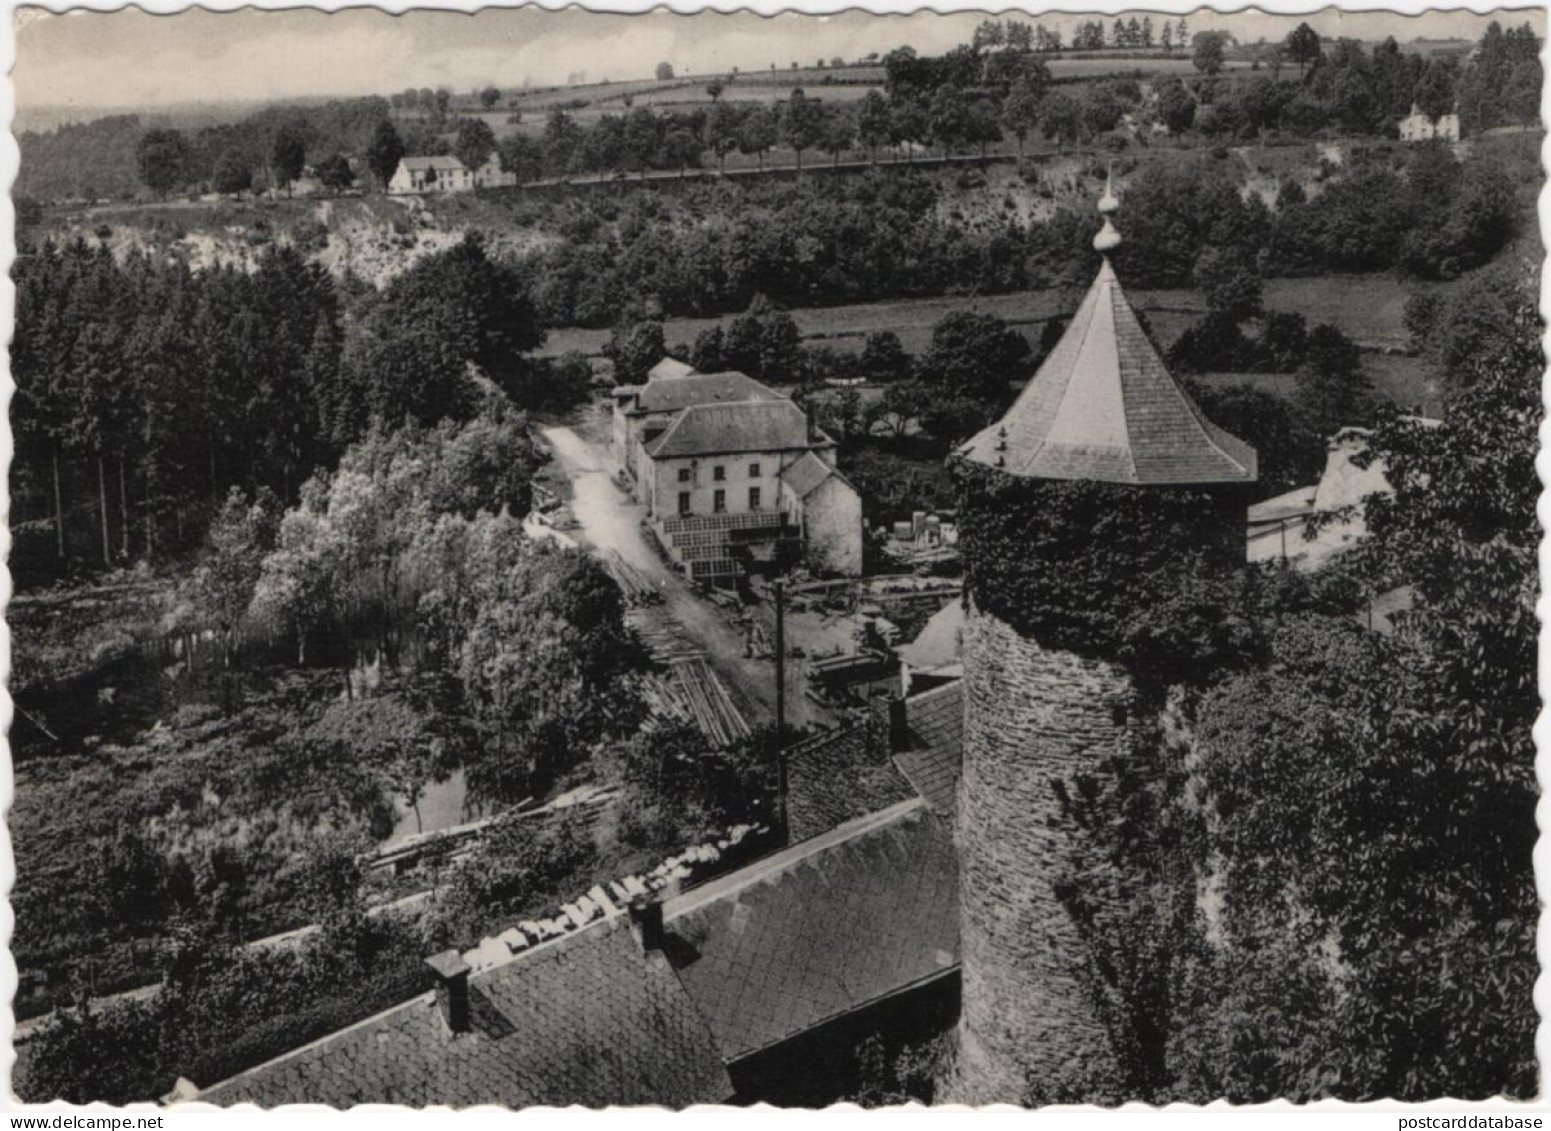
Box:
6;1;1544;1111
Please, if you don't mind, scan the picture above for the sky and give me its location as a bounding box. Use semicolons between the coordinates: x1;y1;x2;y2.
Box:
13;3;1543;117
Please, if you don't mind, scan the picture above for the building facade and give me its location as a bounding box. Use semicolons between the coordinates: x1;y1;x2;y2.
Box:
613;364;863;579
388;155;517;194
1399;104;1462;141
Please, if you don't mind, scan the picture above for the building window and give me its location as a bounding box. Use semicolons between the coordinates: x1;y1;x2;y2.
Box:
678;492;691;516
749;487;762;511
713;465;726;482
677;467;692;483
713;489;727;514
748;462;761;478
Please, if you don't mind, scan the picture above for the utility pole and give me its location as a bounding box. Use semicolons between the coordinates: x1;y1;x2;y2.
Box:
773;576;788;838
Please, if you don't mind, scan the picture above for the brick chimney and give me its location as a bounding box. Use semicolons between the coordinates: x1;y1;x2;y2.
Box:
629;896;666;952
425;949;472;1034
869;691;911;754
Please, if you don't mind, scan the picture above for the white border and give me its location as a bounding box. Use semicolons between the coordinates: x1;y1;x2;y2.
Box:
0;0;1546;1123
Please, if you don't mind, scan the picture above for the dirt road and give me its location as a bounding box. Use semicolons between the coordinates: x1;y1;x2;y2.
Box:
541;413;827;734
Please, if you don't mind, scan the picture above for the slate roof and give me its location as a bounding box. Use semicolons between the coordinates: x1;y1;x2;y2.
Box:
777;450;854;499
627;371;780;417
662;800;959;1062
399;156;469;173
784;723;918;843
892;681;964;815
896;600;965;673
959;259;1257;485
648;358;699;381
647;399;817;459
197;917;733;1109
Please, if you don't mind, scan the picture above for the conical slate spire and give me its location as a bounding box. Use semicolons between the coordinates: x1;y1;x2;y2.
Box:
959;178;1257;486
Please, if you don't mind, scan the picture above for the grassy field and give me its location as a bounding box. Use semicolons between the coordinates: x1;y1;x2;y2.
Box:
540;274;1431;358
541;270;1445;410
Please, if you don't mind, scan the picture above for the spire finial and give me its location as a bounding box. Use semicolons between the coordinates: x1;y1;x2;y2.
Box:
1093;164;1122;254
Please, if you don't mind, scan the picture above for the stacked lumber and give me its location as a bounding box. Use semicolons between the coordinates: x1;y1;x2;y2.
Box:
605;551;661;607
643;658;751;748
626;607;702;664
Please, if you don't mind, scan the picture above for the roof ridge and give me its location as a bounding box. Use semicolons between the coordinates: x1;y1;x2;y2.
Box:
1100;272;1140;483
662;798;927;919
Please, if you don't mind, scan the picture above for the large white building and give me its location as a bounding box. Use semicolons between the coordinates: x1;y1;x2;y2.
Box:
388;155;517;195
611;362;863;580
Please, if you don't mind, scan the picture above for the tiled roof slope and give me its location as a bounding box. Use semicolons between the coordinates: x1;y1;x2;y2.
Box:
662;800;959;1062
197;918;733;1109
779;450;842;498
960;259;1257;485
649;358;699;381
897;600;966;673
629;371;780;416
784;722;917;842
400;156;468;172
647;399;816;459
892;680;964;815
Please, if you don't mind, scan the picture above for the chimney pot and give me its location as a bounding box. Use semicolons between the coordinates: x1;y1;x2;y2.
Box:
629;896;666;952
425;949;472;1034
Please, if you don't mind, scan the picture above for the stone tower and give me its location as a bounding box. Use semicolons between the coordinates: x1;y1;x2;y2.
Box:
950;179;1257;1104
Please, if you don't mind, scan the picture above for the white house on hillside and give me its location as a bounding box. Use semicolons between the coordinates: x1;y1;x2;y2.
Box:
390;156;474;194
389;155;517;195
1399;103;1461;142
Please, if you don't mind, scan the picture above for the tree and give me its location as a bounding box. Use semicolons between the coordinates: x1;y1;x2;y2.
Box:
781;88;824;171
211;150;252;195
136;128;188;198
966;99;1003;159
1192;31;1226;76
1296;323;1373;436
1284;22;1323;77
338;235;544;431
1038;91;1082;151
662;128;702;177
1161;22;1174;53
889;98;929;163
270;124;307;197
314;153;354;191
1414;58;1458;120
918;310;1031;404
478;85;501;109
737;105;777;170
857;90;892;162
1001;78;1042;155
498;133;546;183
453;117;498;172
927;85;972;155
706;79;725;102
860;330;912;382
365;120;405;188
1193;246;1262;322
656;62;676;81
705;100;739;171
185;487;281;669
623;107;662;178
1156;78;1197;133
819;105;856;167
605;319;666;385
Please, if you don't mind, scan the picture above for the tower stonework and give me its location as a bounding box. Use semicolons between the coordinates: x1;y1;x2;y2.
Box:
949;180;1257;1105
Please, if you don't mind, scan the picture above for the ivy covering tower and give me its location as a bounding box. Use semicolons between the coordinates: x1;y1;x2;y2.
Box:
950;176;1258;1104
